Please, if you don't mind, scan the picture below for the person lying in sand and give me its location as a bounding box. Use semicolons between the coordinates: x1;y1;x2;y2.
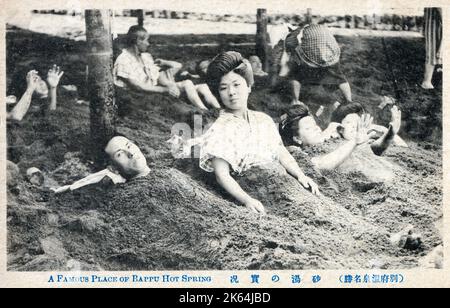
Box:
113;25;211;111
175;59;220;109
280;24;352;105
52;136;149;193
199;51;319;215
7;65;64;121
279;102;405;182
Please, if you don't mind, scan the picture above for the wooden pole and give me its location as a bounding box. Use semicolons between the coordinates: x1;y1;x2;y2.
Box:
85;10;116;166
137;9;144;26
306;8;312;24
256;8;270;73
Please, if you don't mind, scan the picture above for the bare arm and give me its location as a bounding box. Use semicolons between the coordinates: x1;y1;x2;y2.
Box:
155;58;183;76
311;115;370;170
7;70;38;121
370;124;395;156
7;88;34;121
279;145;306;179
212;157;265;214
311;139;357;170
279;146;320;195
155;59;182;69
370;106;401;156
122;77;168;94
48;87;57;111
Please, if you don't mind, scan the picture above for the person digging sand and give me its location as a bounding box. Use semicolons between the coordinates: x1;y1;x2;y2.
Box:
280;24;352;105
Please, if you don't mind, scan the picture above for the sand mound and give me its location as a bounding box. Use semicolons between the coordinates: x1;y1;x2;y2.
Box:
6;28;442;271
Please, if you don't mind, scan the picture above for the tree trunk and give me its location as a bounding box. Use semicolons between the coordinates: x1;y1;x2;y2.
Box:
85;10;116;166
132;9;144;26
256;8;270;73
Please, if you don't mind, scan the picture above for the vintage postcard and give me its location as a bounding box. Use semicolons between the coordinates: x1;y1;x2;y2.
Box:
0;0;448;290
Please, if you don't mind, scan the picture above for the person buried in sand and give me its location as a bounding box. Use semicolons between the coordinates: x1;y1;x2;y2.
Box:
53;136;150;193
7;65;64;121
280;24;352;105
199;51;319;215
113;25;210;110
280;102;404;182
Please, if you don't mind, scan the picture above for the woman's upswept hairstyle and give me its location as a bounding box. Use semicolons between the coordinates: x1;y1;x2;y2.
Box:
279;102;311;146
330;102;365;123
206;51;254;106
126;25;148;47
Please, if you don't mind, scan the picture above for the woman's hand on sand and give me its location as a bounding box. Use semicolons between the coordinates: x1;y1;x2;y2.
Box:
47;64;64;89
390;105;402;135
26;70;40;91
298;175;320;195
244;198;266;215
166;84;181;98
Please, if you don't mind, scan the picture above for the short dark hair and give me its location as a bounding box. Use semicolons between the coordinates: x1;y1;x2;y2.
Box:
126;25;148;47
330;102;365;123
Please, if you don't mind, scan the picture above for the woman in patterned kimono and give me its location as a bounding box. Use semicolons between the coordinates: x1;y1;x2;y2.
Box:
199;51;319;215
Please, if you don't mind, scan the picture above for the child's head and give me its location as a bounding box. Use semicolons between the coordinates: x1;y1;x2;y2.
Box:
126;25;150;52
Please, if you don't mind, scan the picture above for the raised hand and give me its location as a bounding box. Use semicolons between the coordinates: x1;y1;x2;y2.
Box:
46;64;64;88
355;113;373;145
26;70;40;91
390;105;402;135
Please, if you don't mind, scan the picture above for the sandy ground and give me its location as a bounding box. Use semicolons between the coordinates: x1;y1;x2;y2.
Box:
6;23;442;270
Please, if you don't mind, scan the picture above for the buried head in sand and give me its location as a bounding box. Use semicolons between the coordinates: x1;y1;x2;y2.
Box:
105;136;151;180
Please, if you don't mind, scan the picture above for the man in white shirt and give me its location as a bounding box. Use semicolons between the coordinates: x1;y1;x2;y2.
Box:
114;25;209;111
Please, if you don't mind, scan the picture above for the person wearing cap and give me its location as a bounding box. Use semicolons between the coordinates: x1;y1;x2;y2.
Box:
281;24;352;105
199;51;319;215
114;25;211;111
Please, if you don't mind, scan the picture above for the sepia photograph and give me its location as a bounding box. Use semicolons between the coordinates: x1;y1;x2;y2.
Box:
2;0;444;278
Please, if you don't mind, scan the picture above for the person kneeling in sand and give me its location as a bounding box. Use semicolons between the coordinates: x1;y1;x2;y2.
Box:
281;24;352;105
280;102;404;182
114;25;210;111
53;136;150;193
